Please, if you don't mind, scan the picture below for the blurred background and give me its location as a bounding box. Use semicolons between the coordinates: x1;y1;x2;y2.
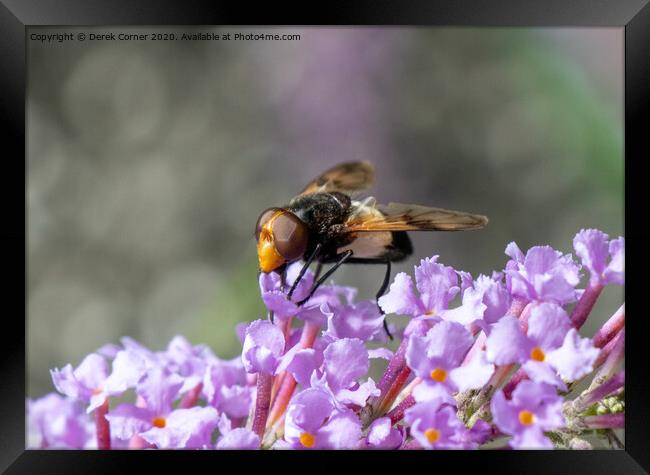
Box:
28;27;623;398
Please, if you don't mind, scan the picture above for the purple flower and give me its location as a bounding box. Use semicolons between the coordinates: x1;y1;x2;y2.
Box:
365;417;404;449
141;406;218;449
505;242;580;305
440;273;510;327
107;366;219;449
491;381;565;449
543;329;600;382
323;300;387;342
27;393;91;449
260;262;315;305
573;229;624;285
163;336;215;394
241;319;285;375
216;427;260;449
404;402;469;449
486;303;597;388
203;357;253;419
259;262;350;325
406;321;494;393
284;387;362;449
276;345;323;387
378;256;459;318
50;353;115;412
309;338;380;407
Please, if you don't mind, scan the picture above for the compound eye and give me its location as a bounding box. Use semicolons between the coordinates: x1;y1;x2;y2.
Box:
272;212;308;261
255;208;280;241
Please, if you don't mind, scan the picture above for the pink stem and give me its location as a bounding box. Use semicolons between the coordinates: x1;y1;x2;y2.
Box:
508;298;529;319
462;331;486;366
518;301;536;333
583;413;624;429
95;399;111;450
269;316;294;403
128;396;151;449
387;394;415;424
266;321;320;427
376;365;412;416
502;368;528;400
267;373;297;428
375;319;427;403
573;371;625;413
252;372;274;440
593;329;625;379
570;283;604;330
593;304;625;349
179;382;203;408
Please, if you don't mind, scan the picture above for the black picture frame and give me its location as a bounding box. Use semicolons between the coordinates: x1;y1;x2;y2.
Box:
2;0;648;472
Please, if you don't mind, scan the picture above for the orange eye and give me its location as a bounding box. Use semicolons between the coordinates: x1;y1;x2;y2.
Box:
255;208;280;241
272;212;308;261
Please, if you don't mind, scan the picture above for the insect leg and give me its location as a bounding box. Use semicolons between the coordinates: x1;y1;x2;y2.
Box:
313;261;323;283
287;243;322;300
296;250;354;306
376;260;394;340
280;267;287;291
336;256;394;340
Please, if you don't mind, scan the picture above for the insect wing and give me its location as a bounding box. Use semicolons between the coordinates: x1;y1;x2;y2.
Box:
344;201;488;232
299;161;375;196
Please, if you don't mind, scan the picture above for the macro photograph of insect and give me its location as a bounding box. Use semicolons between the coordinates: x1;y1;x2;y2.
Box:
26;26;624;452
255;161;488;339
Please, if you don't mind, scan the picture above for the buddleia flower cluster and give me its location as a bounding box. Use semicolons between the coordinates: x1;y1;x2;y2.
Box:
28;229;624;450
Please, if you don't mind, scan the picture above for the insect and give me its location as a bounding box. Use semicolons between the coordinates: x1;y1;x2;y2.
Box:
255;161;488;338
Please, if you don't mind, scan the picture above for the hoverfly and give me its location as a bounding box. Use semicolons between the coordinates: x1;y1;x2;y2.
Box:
255;161;488;338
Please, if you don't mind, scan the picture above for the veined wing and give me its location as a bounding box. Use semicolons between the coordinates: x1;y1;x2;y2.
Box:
299;161;375;196
344;201;488;232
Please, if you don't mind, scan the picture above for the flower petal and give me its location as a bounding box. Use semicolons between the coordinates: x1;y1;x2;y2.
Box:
414;257;459;314
485;316;529;365
216;428;260;449
573;229;609;284
545;329;599;381
323;338;368;392
366;417;403;449
449;351;494;392
241;319;285;375
316;410;362;449
378;272;424;317
104;403;152;440
526;302;571;351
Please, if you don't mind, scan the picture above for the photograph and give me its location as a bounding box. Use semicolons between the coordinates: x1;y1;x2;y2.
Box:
26;26;625;451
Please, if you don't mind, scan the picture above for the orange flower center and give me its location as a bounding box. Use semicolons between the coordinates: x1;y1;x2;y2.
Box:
424;428;441;444
299;432;316;448
518;410;535;426
530;347;545;362
152;417;167;428
430;368;447;383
